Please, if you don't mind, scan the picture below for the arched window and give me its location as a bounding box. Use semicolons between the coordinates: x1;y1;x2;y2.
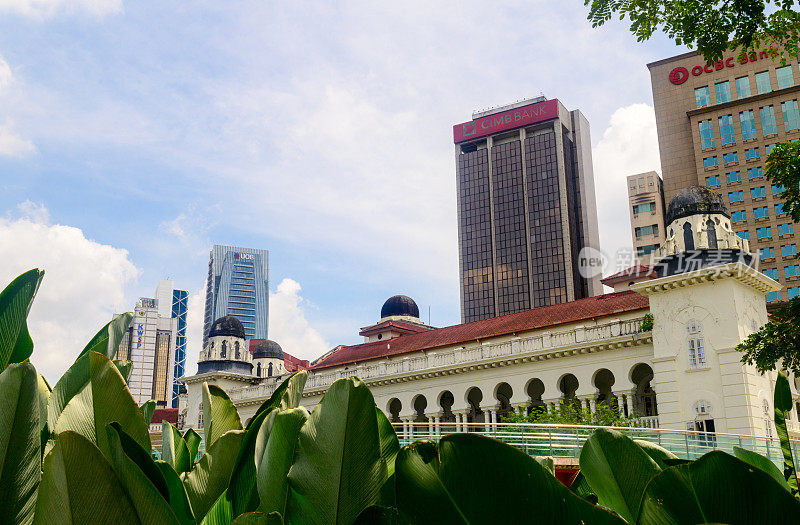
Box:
691;399;715;433
268;362;273;377
256;363;261;377
763;399;774;438
683;222;695;250
221;340;227;358
706;219;718;249
235;341;240;359
198;404;204;429
687;320;706;369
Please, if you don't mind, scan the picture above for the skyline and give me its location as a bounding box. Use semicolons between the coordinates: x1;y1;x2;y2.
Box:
0;1;674;383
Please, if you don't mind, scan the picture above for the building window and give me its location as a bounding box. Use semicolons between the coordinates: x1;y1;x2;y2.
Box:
221;340;227;358
737;230;750;241
726;171;741;183
783;245;798;257
695;86;711;108
723;151;738;165
779;223;795;236
766;290;782;301
729;190;744;203
763;399;774;438
748;167;764;180
705;174;720;187
735;76;751;98
777;66;795;89
632;202;656;214
732;210;747;222
718;114;735;145
687;321;706;369
764;268;779;279
782;100;800;132
751;186;766;198
754;206;769;219
636;244;659;256
706;219;718;248
761;247;774;258
234;341;240;359
757;226;773;239
198;404;203;429
635;224;659;237
699;119;715;148
715;81;731;103
739;110;757;141
766;143;776;155
786;265;800;278
704;156;718;169
776;203;786;215
761;105;778;136
256;363;261;376
756;71;772;94
745;147;760;160
790;287;800;299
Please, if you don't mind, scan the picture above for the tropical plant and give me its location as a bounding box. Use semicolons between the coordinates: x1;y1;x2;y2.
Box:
501;398;640;427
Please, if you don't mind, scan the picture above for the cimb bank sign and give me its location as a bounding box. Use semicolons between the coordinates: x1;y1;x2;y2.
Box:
453;99;558;143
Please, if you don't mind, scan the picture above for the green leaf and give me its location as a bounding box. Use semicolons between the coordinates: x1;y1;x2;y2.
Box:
229;406;273;515
33;431;139;524
285;378;398;524
638;451;800;524
0;362;41;525
775;371;799;496
114;359;134;382
354;506;407;524
203;383;243;448
633;438;679;469
579;428;661;522
78;312;133;360
155;461;197;524
162;421;192;475
376;407;400;504
0;269;43;372
140;400;156;426
249;371;307;427
733;445;792;492
396;433;624;524
231;512;284;524
49;351;150;461
37;373;51;460
256;407;308;516
105;423;181;525
184;430;245;520
184;428;201;462
200;490;233;525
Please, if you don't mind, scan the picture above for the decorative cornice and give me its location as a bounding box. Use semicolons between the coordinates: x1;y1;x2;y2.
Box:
180;371;261;385
631;262;780;296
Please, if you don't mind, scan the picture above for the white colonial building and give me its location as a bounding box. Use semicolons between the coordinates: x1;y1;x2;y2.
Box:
180;187;800;439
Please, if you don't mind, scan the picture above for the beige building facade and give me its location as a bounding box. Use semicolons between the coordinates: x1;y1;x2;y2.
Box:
628;171;666;259
649;49;800;304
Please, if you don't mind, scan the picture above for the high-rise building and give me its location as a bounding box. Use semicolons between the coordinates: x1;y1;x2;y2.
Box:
453;97;602;323
155;280;188;408
627;171;666;260
118;297;177;407
648;49;800;304
203;245;269;343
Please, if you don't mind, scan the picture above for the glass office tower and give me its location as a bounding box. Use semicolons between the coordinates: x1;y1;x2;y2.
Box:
203;245;269;344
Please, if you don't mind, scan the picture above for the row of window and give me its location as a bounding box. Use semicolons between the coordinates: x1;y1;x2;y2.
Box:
705;167;776;185
736;223;795;241
634;224;659;237
632;202;656;215
763;264;800;279
694;66;796;108
726;184;784;203
698;102;799;149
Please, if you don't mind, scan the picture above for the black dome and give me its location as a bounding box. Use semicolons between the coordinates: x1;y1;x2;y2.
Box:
380;295;419;319
209;316;245;339
253;340;284;360
665;186;729;225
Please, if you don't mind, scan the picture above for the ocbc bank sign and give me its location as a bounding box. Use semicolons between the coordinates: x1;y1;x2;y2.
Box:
668;48;779;85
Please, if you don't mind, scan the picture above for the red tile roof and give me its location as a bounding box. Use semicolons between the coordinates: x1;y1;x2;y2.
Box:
601;265;656;286
247;340;310;372
358;319;434;337
312;291;649;370
152;408;178;425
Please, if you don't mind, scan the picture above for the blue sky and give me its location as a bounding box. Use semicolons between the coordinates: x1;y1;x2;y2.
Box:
0;1;682;382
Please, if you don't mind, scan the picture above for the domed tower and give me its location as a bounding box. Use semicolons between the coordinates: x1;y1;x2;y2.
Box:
359;295;433;342
197;316;253;375
252;340;285;378
654;186;752;277
380;295;421;322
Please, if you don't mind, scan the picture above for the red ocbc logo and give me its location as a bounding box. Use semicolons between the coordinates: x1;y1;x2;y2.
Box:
669;67;689;85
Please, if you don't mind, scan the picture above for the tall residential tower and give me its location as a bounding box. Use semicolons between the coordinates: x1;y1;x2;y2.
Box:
203;245;269;343
454;97;602;323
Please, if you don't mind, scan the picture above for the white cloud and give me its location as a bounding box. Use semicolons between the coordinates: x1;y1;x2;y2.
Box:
268;279;330;362
592;103;661;276
0;203;140;382
0;119;35;157
0;56;11;92
0;0;122;17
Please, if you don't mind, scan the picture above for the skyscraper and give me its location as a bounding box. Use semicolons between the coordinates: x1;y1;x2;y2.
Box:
454;97;602;323
627;171;667;260
155;280;188;408
203;245;269;343
648;49;800;304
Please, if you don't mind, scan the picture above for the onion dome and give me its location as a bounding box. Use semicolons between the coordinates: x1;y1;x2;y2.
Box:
665;186;729;225
209;316;245;339
253;340;284;360
380;295;420;319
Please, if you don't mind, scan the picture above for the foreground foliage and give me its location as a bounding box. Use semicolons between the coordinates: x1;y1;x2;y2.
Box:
2;268;800;523
501;398;639;427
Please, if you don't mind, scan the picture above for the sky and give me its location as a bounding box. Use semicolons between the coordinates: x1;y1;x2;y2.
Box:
0;1;679;384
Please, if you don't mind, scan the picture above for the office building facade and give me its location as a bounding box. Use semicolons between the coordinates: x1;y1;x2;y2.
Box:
118;297;177;407
453;97;602;323
203;245;269;343
155;280;189;408
649;49;800;303
627;171;667;259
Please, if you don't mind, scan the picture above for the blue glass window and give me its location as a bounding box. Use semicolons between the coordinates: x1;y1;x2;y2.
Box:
761;105;778;135
757;226;772;239
761;246;774;258
704;156;718;169
718;115;735;145
695;86;711;108
790;287;800;299
715;81;731;103
748;167;764;180
776;203;786;215
738;230;750;240
782;244;797;257
756;71;772;94
723;151;739;165
779;223;795;236
635;225;659;237
705;174;720;187
729;190;744;203
754;206;769;219
777;66;795;89
782;100;800;132
766;143;776;155
766;290;782;301
764;268;779;279
632;202;656;214
699;119;715;148
773;184;785;195
736;76;751;98
787;266;800;278
745;147;760;160
726;171;741;183
751;186;766;199
732;210;747;222
740;110;757;141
